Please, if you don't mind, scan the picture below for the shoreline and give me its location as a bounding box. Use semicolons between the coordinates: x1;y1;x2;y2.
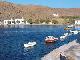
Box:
41;40;80;60
0;24;67;26
1;24;80;26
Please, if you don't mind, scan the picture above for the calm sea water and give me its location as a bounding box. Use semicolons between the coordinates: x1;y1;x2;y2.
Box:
0;25;79;60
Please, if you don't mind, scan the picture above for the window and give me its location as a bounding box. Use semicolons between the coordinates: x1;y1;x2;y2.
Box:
8;21;11;24
5;21;6;23
12;21;15;23
16;20;20;23
22;21;24;22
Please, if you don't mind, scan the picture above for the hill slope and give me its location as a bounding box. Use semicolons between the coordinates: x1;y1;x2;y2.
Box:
0;2;80;21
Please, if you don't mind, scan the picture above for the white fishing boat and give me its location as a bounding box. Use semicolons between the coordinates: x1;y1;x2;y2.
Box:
70;30;79;34
60;35;66;40
60;33;69;41
24;42;36;48
68;25;74;28
64;33;68;36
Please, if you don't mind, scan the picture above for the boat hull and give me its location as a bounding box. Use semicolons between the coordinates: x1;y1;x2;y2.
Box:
45;40;55;43
64;28;71;30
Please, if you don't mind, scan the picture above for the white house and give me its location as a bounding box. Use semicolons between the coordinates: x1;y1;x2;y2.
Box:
48;22;53;24
75;19;80;25
42;22;46;24
0;21;2;25
26;21;30;24
3;17;29;25
4;18;15;25
53;13;59;17
15;17;25;24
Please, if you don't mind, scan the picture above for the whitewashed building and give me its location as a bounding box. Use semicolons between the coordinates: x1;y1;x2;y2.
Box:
49;22;53;24
25;21;30;24
42;22;46;24
15;17;25;24
4;18;15;25
0;21;2;25
3;17;29;25
53;13;59;17
75;19;80;25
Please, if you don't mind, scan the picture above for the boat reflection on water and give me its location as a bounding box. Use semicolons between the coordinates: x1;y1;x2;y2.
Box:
75;25;80;31
3;25;26;28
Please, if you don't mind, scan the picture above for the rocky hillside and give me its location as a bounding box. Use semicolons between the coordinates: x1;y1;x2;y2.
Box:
0;1;80;21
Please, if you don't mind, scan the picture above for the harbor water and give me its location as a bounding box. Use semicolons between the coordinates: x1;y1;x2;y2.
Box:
0;25;80;60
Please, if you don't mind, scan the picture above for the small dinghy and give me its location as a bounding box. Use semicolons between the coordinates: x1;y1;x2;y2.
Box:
60;35;66;40
60;33;69;41
24;42;36;48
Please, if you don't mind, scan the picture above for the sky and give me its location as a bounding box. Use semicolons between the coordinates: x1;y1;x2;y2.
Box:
5;0;80;8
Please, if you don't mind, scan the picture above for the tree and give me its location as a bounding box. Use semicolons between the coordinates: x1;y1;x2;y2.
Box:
34;19;40;24
64;18;70;23
52;20;58;24
39;19;45;23
45;19;50;24
27;19;33;24
61;16;80;24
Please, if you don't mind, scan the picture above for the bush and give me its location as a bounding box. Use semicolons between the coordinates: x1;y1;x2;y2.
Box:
52;20;58;24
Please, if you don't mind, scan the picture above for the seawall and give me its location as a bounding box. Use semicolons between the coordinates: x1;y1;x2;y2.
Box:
41;40;80;60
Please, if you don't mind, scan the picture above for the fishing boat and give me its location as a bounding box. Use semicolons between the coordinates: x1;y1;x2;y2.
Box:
67;25;74;28
64;27;72;30
45;36;58;43
60;33;69;41
24;42;36;48
64;25;74;30
64;33;68;36
60;35;66;40
70;30;79;34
